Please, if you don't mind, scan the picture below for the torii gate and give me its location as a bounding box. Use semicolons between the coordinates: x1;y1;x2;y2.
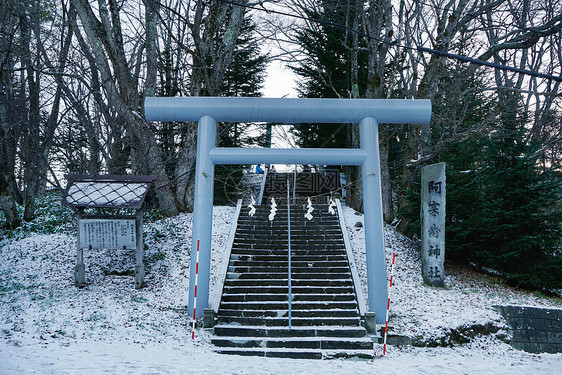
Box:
145;97;431;324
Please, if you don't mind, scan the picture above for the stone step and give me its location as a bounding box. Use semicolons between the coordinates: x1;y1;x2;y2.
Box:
235;225;341;232
236;219;340;226
231;241;342;246
234;233;342;240
235;227;341;233
232;239;344;245
228;266;351;274
231;246;346;252
212;336;373;351
223;279;354;287
213;325;367;338
237;208;334;214
216;316;361;327
238;210;336;215
238;204;332;211
213;347;374;360
237;218;339;224
219;301;358;311
228;260;350;268
261;196;332;202
223;285;355;294
243;216;338;220
235;221;340;228
237;214;338;221
230;254;348;262
218;309;360;318
230;249;347;256
226;272;351;280
234;234;344;242
221;293;356;303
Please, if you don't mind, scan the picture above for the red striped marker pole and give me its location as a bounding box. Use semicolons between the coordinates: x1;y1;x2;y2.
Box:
192;240;200;340
383;252;396;356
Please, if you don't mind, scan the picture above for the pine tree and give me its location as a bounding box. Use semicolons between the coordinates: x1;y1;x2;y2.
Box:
290;0;368;149
218;17;268;148
473;125;562;289
215;17;269;204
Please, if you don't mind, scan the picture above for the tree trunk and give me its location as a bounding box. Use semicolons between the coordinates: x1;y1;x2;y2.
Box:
353;0;394;223
0;5;21;228
71;0;178;216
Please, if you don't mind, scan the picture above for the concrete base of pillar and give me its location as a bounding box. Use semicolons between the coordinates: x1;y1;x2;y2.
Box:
363;311;377;333
203;308;216;328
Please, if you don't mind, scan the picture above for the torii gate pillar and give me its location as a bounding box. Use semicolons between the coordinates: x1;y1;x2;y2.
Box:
145;97;431;324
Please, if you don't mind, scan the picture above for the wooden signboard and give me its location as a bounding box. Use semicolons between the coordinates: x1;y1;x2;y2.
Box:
79;219;136;249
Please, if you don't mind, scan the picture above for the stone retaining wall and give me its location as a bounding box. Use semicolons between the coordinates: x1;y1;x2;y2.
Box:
494;305;562;354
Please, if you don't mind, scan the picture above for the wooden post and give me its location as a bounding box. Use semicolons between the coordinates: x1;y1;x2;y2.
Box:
421;162;446;287
74;208;86;287
135;209;144;289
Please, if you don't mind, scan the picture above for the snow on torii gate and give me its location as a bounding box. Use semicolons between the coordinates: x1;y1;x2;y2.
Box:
145;97;431;324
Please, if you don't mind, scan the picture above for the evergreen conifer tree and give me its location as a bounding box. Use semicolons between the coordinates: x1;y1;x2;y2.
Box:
290;0;367;149
473;123;562;289
215;17;269;204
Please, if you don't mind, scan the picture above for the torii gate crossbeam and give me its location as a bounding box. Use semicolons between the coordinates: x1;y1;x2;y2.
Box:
145;97;431;324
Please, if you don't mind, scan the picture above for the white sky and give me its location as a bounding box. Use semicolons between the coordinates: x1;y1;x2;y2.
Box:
262;60;298;98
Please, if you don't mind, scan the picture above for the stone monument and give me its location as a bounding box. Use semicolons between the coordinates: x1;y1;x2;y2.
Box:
421;162;446;287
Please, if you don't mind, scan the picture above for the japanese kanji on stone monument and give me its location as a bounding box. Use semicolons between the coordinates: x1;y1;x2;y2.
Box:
421;162;446;287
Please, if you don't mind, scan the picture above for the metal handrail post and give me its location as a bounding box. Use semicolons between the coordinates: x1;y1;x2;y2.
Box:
287;177;292;329
292;166;297;205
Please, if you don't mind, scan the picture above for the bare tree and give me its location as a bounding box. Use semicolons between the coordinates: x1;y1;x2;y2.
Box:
70;0;179;215
0;1;22;228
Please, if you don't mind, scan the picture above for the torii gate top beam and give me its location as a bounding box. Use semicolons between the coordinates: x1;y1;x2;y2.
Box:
145;97;431;125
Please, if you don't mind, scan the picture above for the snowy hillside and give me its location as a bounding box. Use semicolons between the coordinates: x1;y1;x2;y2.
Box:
1;204;561;374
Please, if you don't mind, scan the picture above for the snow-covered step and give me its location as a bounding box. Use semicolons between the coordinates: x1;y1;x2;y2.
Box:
212;336;374;350
217;316;361;327
234;233;344;240
214;325;367;338
221;293;356;302
213;347;374;360
218;309;360;318
223;279;354;287
235;228;342;235
223;285;354;294
228;260;350;268
231;243;346;250
236;217;340;224
228;266;351;274
235;223;342;231
230;249;347;256
218;301;358;311
230;254;348;261
226;272;351;280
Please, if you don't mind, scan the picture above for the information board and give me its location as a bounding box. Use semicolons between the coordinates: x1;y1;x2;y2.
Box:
79;219;136;249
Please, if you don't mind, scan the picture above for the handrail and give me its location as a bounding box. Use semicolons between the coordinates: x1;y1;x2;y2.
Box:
257;167;268;205
286;176;293;329
292;167;297;205
210;199;243;312
335;199;368;316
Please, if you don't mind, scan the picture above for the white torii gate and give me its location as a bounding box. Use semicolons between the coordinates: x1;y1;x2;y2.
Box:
145;97;431;324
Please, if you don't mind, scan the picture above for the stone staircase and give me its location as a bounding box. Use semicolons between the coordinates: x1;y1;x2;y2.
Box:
211;202;374;359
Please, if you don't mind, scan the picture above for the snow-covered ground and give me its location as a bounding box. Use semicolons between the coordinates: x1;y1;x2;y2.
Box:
1;205;561;374
342;207;562;340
